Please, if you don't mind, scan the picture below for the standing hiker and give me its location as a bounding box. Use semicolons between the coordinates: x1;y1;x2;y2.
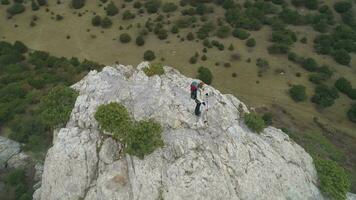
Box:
194;82;207;116
190;81;199;100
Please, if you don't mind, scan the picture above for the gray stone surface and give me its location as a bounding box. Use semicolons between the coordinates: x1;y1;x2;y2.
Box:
35;62;325;200
0;136;27;169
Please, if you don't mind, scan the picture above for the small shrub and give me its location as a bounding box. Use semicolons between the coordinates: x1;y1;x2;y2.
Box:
216;25;231;39
119;33;131;43
189;56;197;64
122;10;135;20
246;38;256;47
143;63;164;76
145;0;161;14
312;85;339;108
13;41;27;53
244;113;266;133
31;0;39;11
334;1;352;13
1;0;10;5
289;85;307;102
37;0;46;6
135;35;145;46
315;158;350;200
302;58;319;72
197;66;213;85
143;50;155;61
186;32;194;41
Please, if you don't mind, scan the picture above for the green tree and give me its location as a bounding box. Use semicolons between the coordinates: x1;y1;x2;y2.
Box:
244;113;266;133
31;0;39;11
71;0;85;9
334;1;352;13
335;77;352;94
197;66;213;85
143;50;156;61
39;85;78;129
289;85;307;102
13;41;27;53
246;38;256;47
305;0;318;10
162;2;177;12
315;158;350;200
37;0;46;6
135;35;145;46
186;32;195;41
232;28;250;40
262;113;273;126
106;2;118;16
101;17;112;28
302;58;319;72
122;10;135;20
216;25;231;38
6;3;25;15
144;0;161;14
91;15;101;26
312;85;339;108
119;33;132;43
333;49;351;66
348;104;356;123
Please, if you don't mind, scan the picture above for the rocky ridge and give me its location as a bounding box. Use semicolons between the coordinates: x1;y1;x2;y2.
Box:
34;62;325;200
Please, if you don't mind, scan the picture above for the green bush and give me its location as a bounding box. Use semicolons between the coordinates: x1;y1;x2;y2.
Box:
334;1;352;13
335;77;352;94
143;50;156;61
244;113;266;133
5;169;26;186
156;29;168;40
122;10;135;20
6;3;25;16
119;33;131;43
289;85;307;102
95;102;132;139
91;15;101;26
302;58;319;72
262;113;273;126
126;119;164;159
39;85;78;129
1;0;10;5
246;38;256;47
232;28;250;40
348;104;356;123
143;63;164;77
95;102;163;159
13;41;27;53
145;0;161;13
315;158;350;200
333;49;351;66
135;35;145;46
216;25;231;39
268;43;289;54
312;85;339;108
162;2;177;12
186;32;195;41
197;66;213;85
37;0;46;6
31;0;39;11
101;17;112;28
106;2;118;16
71;0;85;9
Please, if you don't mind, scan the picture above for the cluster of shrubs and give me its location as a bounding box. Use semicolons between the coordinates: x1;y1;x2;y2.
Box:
268;28;296;54
91;15;112;28
95;102;164;159
314;25;355;66
4;169;32;200
143;50;155;61
0;40;102;153
289;85;307;102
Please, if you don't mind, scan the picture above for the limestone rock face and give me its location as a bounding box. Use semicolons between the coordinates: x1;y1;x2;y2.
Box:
35;62;324;200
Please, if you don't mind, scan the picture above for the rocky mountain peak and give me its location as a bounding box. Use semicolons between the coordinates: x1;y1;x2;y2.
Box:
34;62;324;200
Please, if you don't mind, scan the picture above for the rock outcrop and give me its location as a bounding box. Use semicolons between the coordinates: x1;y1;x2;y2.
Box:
34;62;324;200
0;136;29;170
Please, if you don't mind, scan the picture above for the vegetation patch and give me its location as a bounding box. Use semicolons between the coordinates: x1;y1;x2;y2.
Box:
197;66;213;85
244;113;266;133
315;158;350;200
95;102;164;159
143;63;165;77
